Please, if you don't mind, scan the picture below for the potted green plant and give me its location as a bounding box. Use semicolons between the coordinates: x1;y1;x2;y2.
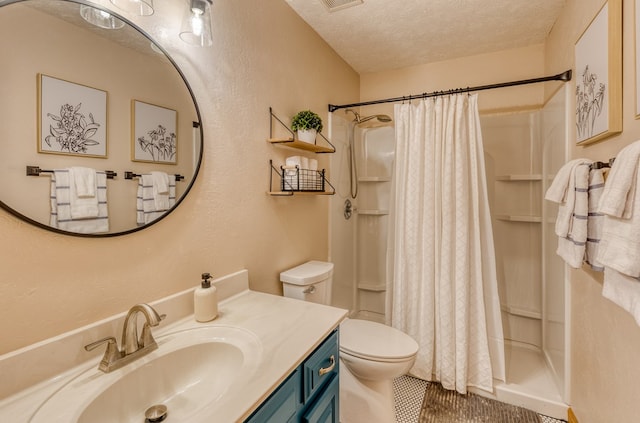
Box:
291;110;323;143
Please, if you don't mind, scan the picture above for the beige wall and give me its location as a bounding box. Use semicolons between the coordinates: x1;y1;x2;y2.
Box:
359;43;549;120
0;0;358;355
546;0;640;421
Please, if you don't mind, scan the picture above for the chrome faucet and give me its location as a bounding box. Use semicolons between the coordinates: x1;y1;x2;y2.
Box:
84;303;166;373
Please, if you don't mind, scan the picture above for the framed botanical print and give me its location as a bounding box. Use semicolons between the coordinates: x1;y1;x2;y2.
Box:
575;0;622;145
132;100;177;164
38;74;107;157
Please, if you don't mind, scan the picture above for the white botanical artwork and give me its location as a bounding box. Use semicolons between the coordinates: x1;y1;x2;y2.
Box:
39;74;107;157
132;100;177;164
575;4;609;144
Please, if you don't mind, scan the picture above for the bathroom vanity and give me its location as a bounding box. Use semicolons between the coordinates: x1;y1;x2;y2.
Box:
0;270;347;422
245;330;339;422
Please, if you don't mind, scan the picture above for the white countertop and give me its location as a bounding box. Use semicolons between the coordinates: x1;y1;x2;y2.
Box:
0;286;348;422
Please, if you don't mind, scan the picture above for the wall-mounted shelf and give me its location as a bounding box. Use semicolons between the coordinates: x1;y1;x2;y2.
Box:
267;138;335;154
268;160;335;196
268;107;335;153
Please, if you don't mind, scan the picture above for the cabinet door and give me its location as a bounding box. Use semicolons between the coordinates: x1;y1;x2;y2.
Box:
303;330;339;403
302;374;339;423
245;369;301;423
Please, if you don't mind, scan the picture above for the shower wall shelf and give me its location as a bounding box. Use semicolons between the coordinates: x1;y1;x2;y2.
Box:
358;210;389;216
495;215;542;223
357;283;386;292
358;176;391;182
495;174;542;181
268;107;336;154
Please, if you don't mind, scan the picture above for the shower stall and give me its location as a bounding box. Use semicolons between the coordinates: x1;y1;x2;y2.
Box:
328;85;569;419
329;111;394;323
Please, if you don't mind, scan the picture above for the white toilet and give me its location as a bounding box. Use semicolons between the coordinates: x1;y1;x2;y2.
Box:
280;261;419;423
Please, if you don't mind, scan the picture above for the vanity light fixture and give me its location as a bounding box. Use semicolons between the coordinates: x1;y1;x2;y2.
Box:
109;0;154;16
79;5;125;29
179;0;213;47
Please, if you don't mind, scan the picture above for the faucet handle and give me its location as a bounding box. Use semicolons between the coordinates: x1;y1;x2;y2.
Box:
84;336;117;352
84;337;122;372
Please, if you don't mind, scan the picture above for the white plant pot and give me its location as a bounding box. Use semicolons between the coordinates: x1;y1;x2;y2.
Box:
297;129;317;144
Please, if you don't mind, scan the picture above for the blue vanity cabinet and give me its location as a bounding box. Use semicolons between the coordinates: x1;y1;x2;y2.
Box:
245;330;339;423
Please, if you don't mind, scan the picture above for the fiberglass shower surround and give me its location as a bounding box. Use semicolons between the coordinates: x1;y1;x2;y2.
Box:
344;109;392;199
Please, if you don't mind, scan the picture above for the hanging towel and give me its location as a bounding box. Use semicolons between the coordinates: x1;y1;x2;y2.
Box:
597;141;640;277
602;268;640;326
50;169;109;234
586;168;605;271
598;141;640;219
150;171;170;211
68;167;99;219
136;173;176;225
545;159;592;268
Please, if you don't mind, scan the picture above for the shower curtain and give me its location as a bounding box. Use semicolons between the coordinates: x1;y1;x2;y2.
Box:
387;94;505;394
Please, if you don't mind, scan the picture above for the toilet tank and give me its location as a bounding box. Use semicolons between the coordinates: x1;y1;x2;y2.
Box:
279;261;334;305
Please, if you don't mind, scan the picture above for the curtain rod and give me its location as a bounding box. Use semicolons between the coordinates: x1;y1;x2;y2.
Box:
328;69;572;112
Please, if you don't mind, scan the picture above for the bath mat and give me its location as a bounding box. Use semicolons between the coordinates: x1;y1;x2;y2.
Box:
419;382;542;423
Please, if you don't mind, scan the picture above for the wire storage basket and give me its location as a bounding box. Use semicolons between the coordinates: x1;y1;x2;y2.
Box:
281;166;325;192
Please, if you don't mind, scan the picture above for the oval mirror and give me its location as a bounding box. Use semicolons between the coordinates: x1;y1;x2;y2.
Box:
0;0;203;237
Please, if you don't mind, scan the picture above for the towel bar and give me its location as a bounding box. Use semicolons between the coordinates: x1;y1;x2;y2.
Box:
26;166;117;179
590;158;615;170
124;171;184;181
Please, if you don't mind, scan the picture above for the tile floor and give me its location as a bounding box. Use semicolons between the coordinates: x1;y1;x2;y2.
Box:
393;375;567;423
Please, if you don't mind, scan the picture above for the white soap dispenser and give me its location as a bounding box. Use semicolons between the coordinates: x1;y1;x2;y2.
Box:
194;272;218;322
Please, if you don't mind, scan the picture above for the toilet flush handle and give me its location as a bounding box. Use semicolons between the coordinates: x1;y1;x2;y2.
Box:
303;285;316;294
318;355;336;376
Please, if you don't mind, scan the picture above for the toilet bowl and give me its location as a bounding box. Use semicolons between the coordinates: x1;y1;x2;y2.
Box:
338;318;418;423
280;261;419;423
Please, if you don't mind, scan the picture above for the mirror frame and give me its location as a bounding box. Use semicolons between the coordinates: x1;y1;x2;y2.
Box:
0;0;204;237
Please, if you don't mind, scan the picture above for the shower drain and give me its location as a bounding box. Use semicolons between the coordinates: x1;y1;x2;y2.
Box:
145;404;168;422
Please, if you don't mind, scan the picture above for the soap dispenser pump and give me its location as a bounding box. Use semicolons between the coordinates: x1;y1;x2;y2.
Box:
194;272;218;322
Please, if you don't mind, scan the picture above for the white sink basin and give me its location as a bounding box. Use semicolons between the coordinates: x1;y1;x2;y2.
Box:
28;325;262;423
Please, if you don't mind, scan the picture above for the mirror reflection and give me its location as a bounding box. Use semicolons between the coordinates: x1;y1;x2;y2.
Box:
0;0;202;236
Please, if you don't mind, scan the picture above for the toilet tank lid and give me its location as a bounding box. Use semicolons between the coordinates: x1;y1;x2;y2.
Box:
280;261;334;285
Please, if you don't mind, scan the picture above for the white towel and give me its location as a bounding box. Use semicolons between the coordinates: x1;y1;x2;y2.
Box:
545;159;592;268
72;166;96;197
545;158;592;237
586;168;605;271
597;143;640;277
136;173;176;225
50;169;109;234
68;167;99;219
598;141;640;219
150;171;170;210
602;268;640;326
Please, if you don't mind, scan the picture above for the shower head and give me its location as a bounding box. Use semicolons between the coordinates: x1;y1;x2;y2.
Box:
344;108;392;125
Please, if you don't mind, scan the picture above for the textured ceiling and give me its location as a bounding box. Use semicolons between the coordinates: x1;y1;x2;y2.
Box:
285;0;566;74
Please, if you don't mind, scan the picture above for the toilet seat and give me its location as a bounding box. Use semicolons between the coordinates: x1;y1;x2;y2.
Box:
339;319;418;362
